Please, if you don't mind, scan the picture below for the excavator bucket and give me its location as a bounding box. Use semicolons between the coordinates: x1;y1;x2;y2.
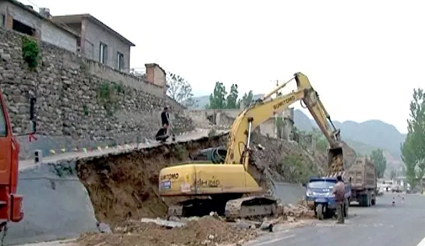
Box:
327;146;344;173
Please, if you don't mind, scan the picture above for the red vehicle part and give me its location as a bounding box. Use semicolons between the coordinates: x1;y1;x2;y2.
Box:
0;89;24;223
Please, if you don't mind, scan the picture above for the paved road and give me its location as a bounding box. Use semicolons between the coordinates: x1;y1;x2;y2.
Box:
247;193;425;246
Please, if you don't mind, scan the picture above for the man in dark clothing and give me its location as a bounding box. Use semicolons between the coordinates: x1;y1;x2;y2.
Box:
332;175;345;224
160;106;171;136
159;105;176;142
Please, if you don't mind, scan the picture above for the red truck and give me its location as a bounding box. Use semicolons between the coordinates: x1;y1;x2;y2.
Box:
0;88;36;230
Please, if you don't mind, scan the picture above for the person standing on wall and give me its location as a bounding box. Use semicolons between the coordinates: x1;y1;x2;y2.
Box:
160;105;176;141
161;106;170;136
332;175;346;224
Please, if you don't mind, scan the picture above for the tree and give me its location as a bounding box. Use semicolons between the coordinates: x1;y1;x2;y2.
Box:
370;149;387;178
402;133;418;188
238;90;254;108
166;73;194;107
390;169;397;180
206;82;227;109
401;88;425;188
226;84;239;109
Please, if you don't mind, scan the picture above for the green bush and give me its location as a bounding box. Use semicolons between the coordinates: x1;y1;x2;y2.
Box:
97;81;124;116
21;36;40;70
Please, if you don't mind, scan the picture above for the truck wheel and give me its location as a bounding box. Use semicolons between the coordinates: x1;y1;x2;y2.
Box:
360;195;366;207
366;194;371;207
316;204;324;220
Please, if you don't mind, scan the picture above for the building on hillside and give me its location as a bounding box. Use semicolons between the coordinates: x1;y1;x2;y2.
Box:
0;0;79;52
51;14;135;73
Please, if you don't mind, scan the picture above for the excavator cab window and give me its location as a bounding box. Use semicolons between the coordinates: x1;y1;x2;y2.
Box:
0;99;7;137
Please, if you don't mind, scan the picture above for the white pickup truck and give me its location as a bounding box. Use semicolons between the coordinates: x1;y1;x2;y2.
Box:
391;184;402;193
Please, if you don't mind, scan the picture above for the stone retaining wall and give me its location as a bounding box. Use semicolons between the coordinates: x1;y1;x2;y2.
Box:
0;28;194;159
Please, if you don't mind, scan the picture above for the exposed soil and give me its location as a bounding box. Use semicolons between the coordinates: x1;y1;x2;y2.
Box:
76;134;228;225
77;216;257;246
250;133;327;184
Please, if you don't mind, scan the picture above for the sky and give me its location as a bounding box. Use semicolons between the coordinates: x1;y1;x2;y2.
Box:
17;0;425;133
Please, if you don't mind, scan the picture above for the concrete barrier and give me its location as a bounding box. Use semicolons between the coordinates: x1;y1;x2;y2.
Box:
6;161;98;245
273;182;306;205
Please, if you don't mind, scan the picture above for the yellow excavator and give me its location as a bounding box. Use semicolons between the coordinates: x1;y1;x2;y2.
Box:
158;72;344;220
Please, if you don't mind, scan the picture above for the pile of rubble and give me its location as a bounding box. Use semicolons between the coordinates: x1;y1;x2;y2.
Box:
78;201;317;246
78;216;258;246
283;203;315;219
330;155;344;172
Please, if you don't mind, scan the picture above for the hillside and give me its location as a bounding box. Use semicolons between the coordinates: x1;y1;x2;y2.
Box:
293;109;406;157
293;109;406;171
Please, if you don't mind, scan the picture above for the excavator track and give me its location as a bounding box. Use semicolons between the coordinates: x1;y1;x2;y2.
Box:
167;195;279;221
224;196;278;221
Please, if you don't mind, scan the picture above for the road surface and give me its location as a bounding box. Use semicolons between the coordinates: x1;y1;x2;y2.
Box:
247;193;425;246
15;193;425;246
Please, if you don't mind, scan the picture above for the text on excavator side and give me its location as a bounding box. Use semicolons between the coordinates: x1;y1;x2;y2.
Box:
160;173;179;180
273;95;296;110
195;178;220;187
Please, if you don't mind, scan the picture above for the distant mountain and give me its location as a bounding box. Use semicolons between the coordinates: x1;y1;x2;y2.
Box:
294;109;406;159
190;95;209;109
190;94;264;109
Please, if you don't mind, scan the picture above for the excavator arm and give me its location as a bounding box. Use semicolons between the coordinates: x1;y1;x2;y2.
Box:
224;72;343;171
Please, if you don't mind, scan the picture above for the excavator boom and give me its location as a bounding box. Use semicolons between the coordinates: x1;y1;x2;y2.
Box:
225;73;343;170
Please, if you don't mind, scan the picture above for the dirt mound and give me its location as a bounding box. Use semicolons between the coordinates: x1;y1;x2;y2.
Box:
76;134;228;224
77;216;256;246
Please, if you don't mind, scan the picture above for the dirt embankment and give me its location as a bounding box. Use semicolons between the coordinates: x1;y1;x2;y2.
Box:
76;134;228;225
76;131;330;225
250;133;327;184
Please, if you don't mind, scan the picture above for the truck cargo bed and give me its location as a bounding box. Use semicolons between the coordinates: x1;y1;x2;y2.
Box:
346;157;376;190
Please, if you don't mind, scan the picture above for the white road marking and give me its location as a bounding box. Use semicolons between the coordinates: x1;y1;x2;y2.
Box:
254;234;296;246
416;236;425;246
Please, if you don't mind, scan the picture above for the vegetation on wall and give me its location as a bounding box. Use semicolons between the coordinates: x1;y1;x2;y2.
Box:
21;36;40;70
97;81;124;116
